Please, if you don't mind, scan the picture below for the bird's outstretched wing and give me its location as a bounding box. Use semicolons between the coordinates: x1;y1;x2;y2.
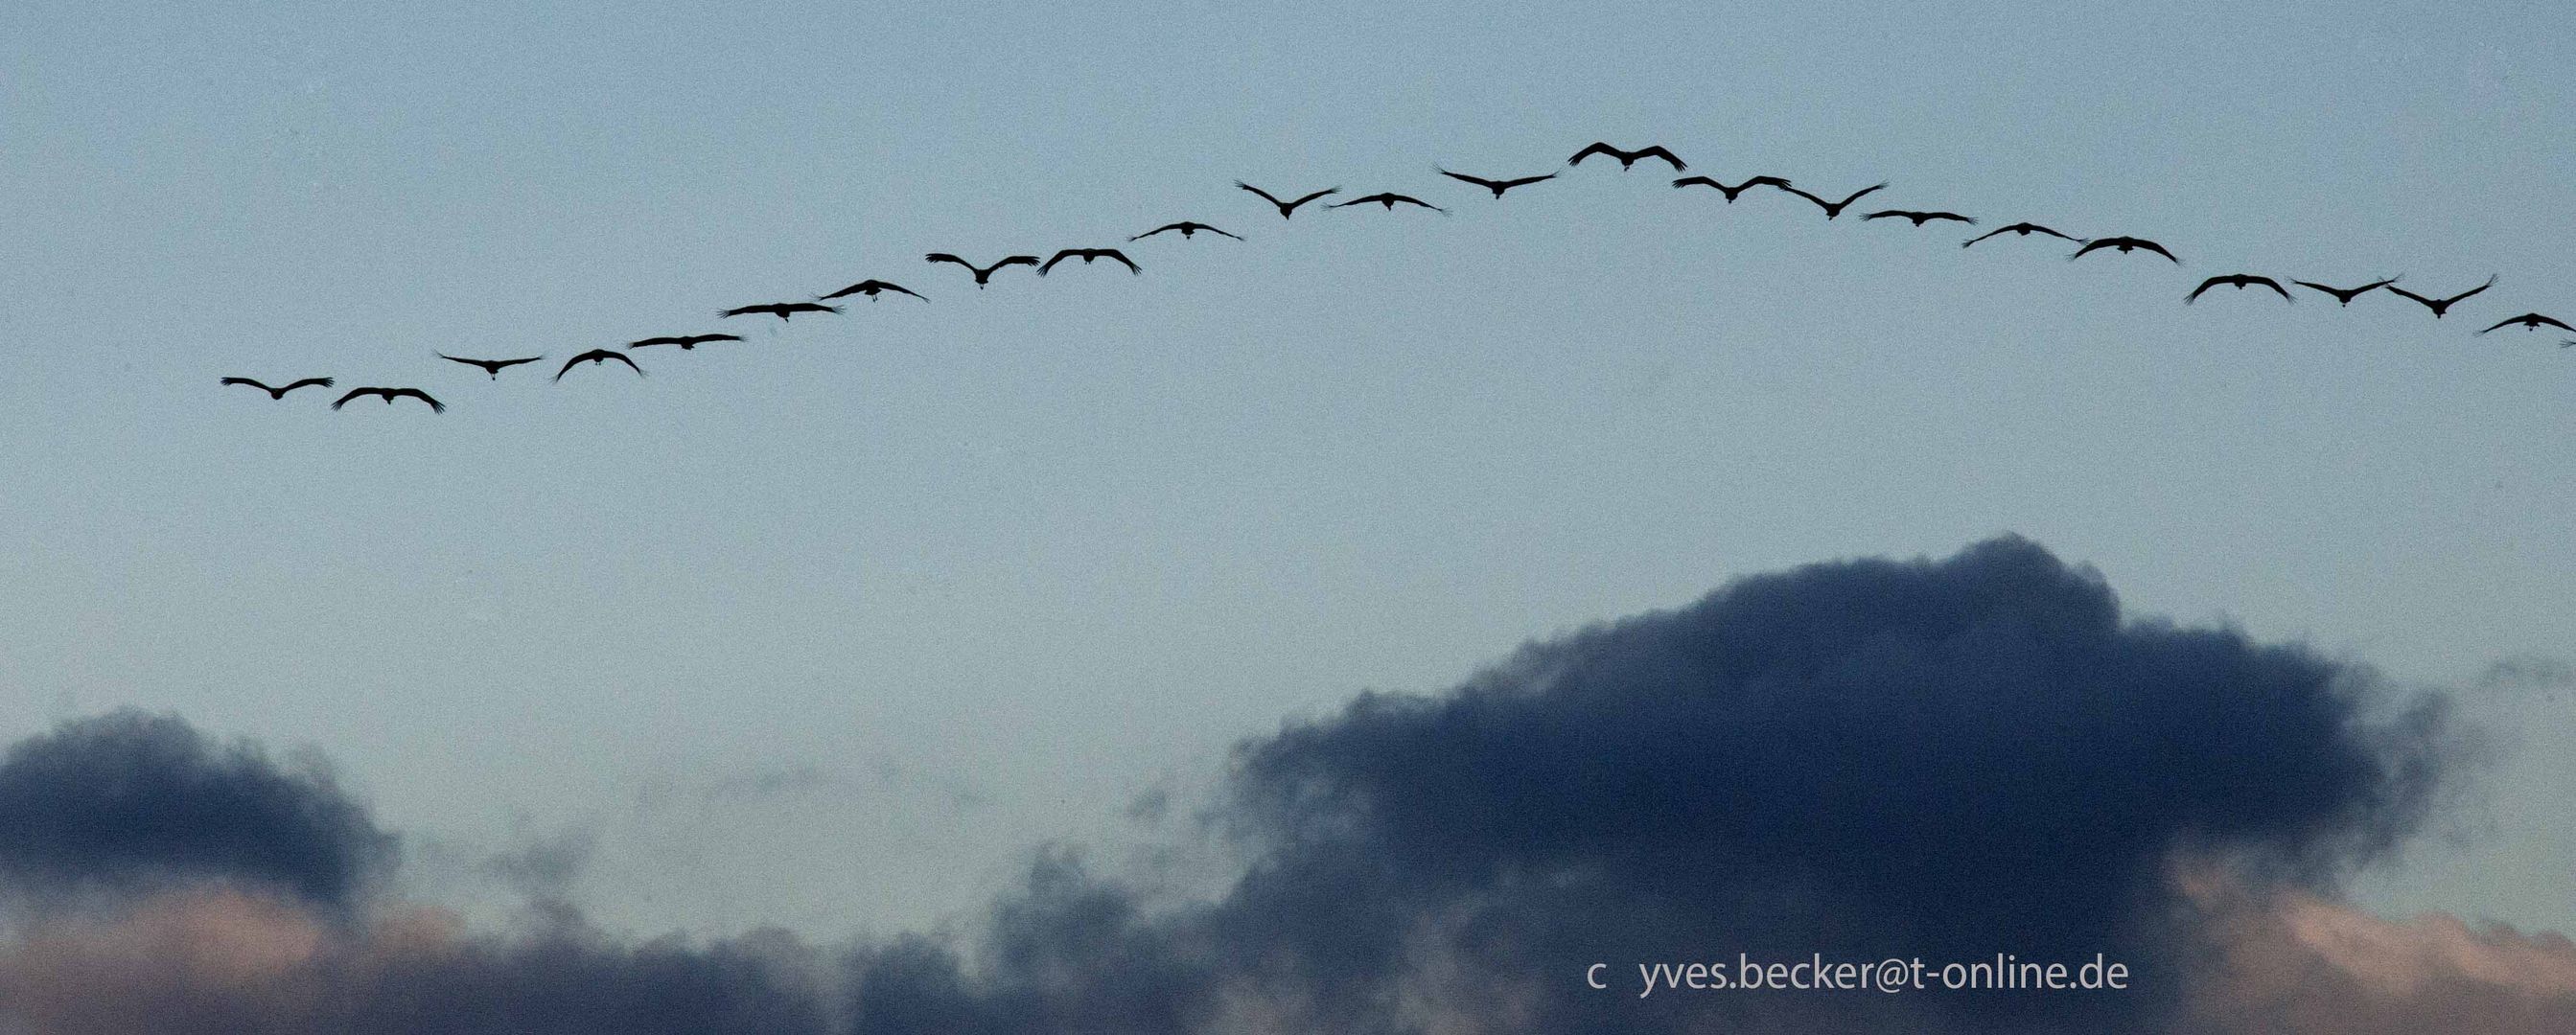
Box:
1439;169;1502;190
2186;278;2223;304
330;388;369;409
1234;182;1286;207
1672;175;1720;190
1775;185;1833;211
220;377;275;393
994;256;1040;272
280;377;334;393
1634;146;1685;171
2255;277;2293;302
390;388;446;412
718;304;770;318
1836;183;1890;207
924;253;971;270
1566;142;1617;166
2442;274;2497;305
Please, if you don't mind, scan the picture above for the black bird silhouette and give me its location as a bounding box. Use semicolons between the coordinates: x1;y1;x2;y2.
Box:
555;349;644;381
1332;193;1447;213
924;253;1040;288
1671;174;1793;201
1039;248;1141;275
438;354;544;380
1437;168;1557;197
220;376;333;400
332;386;443;412
1863;209;1976;227
2289;276;2401;306
2384;275;2496;318
1566;142;1685;171
2069;236;2180;264
628;334;744;351
2186;274;2295;304
1130;221;1242;242
1236;182;1339;218
721;302;840;321
1776;182;1890;219
1961;222;2085;248
819;279;925;302
2480;312;2574;334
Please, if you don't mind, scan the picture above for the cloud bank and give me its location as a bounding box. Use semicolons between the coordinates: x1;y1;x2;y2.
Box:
0;709;396;912
2;537;2564;1034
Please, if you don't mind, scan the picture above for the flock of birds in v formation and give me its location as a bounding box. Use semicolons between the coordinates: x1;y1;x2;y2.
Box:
220;141;2571;414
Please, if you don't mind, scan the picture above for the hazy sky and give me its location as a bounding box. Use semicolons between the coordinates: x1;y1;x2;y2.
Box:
4;0;2571;946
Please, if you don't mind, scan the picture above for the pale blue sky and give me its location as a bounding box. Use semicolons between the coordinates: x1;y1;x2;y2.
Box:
4;0;2571;937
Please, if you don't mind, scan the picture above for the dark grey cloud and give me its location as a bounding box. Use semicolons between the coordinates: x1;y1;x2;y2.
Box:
0;538;2512;1033
844;536;2462;1034
0;709;397;911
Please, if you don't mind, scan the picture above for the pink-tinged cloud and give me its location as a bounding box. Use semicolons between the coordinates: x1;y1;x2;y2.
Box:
2184;874;2576;1035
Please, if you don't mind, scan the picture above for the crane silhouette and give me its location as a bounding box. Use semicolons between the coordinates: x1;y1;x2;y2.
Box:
1437;168;1557;198
1863;209;1975;227
819;280;925;302
1671;174;1792;201
2289;277;2401;306
332;387;443;412
1236;182;1339;218
720;302;840;321
1566;142;1685;171
628;334;744;351
1961;222;2084;248
2186;274;2294;304
438;354;544;380
2069;237;2180;264
1039;248;1141;275
220;377;333;400
2384;275;2496;318
555;349;644;381
1130;221;1242;242
1776;182;1889;219
924;253;1040;287
1333;193;1447;214
2479;312;2573;334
